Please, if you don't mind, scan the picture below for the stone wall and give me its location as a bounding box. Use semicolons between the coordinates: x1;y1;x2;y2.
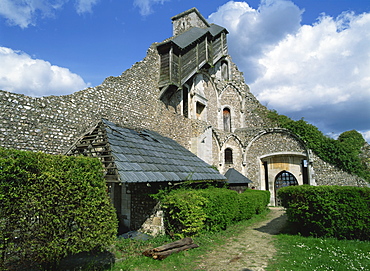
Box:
311;152;368;187
127;182;167;231
0;45;195;154
219;85;243;131
220;135;244;175
0;31;367;217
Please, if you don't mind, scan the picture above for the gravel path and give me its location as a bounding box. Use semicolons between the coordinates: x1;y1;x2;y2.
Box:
195;207;287;271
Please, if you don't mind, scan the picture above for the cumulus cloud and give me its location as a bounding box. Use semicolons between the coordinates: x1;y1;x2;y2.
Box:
133;0;169;16
209;0;370;141
253;11;370;138
0;47;89;96
209;0;303;83
0;0;98;28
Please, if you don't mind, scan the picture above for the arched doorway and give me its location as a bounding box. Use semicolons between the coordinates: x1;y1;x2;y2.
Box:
274;171;298;206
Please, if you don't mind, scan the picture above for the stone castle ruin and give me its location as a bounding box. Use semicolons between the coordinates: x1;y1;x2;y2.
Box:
0;8;367;230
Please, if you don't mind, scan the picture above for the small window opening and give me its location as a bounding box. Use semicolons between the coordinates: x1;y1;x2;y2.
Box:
196;102;205;119
223;107;231;132
221;60;229;80
182;86;189;118
225;148;233;164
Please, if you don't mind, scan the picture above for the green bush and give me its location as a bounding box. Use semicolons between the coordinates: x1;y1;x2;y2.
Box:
159;187;270;237
237;190;270;220
0;148;117;269
160;188;208;237
197;187;240;232
278;185;370;240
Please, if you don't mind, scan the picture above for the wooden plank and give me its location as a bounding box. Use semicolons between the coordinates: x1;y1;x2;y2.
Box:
153;237;194;252
152;244;199;260
142;238;199;260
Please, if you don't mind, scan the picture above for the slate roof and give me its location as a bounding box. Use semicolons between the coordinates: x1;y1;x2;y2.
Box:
225;168;253;184
160;24;228;50
103;119;226;183
172;27;208;49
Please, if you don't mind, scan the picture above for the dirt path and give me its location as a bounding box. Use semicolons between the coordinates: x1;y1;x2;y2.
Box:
195;207;287;271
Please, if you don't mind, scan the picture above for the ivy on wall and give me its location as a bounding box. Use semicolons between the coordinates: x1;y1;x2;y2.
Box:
267;110;370;182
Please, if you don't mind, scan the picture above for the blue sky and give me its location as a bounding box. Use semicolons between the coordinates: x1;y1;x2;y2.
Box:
1;0;370;142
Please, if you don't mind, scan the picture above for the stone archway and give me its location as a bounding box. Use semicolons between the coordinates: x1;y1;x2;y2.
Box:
274;170;298;206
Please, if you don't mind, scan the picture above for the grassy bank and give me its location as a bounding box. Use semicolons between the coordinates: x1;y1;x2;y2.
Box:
267;234;370;271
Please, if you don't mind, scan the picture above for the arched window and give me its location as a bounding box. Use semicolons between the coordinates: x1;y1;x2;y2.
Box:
275;171;298;188
223;108;231;132
225;148;233;164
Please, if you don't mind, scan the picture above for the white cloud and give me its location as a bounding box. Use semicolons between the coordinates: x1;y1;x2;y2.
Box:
0;0;55;28
209;1;370;140
361;130;370;143
133;0;169;16
0;47;89;96
252;11;370;130
75;0;99;14
209;0;303;82
0;0;97;28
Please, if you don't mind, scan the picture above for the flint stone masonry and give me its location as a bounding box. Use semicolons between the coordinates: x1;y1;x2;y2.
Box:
0;7;368;213
311;152;368;187
0;46;194;154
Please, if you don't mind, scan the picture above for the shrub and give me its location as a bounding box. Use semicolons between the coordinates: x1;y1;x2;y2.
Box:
0;148;117;269
159;187;270;237
278;185;370;240
238;190;270;220
160;188;208;238
197;187;240;232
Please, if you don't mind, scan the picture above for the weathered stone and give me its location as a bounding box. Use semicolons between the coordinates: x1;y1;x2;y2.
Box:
0;7;367;211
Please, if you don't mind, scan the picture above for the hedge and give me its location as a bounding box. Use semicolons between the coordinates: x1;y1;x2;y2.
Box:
0;148;117;269
278;185;370;240
158;187;270;237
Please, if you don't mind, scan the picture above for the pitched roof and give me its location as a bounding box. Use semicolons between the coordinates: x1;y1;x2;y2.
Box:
171;27;208;49
158;24;228;51
225;168;253;184
103;119;226;183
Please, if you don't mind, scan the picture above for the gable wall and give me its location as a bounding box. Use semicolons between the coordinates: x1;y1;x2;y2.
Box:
219;85;242;131
245;130;307;185
200;74;219;128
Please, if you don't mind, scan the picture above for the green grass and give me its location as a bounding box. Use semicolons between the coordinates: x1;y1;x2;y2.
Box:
267;234;370;271
106;209;370;271
107;209;271;271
